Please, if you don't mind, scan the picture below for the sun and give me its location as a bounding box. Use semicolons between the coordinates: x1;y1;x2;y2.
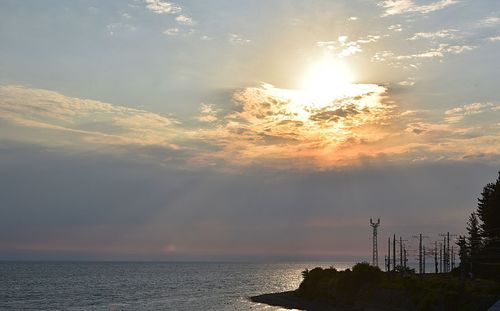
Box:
263;57;371;121
299;58;354;106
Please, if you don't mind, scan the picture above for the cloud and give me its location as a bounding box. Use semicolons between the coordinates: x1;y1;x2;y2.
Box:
144;0;181;14
163;27;180;36
228;33;251;46
175;14;194;25
163;27;194;36
196;103;218;123
407;29;457;40
444;102;499;123
398;105;500;162
380;0;457;16
398;78;415;86
0;85;181;149
400;44;475;59
193;83;400;168
1;84;498;170
317;35;380;58
488;36;500;42
1;140;496;260
478;16;500;28
106;23;137;36
143;0;196;33
388;24;403;32
405;121;451;135
371;44;476;67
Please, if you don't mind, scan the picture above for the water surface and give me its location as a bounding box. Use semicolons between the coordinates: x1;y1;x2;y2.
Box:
0;261;354;310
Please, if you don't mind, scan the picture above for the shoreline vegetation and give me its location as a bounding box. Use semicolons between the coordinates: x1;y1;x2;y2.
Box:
251;172;500;310
250;263;500;311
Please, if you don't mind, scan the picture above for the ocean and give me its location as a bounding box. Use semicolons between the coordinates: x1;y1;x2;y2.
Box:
0;261;355;310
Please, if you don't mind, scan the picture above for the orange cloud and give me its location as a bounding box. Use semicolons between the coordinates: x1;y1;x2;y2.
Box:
194;83;399;168
1;84;498;170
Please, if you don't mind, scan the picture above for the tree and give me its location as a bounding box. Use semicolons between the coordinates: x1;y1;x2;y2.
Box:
456;235;468;277
476;172;500;244
472;172;500;279
466;212;481;264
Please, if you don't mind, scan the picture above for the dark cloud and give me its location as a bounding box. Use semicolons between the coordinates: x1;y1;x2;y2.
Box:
0;140;497;260
309;104;361;124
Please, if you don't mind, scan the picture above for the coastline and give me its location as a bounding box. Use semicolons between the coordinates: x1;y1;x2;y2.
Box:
250;290;413;311
249;264;500;311
250;288;500;311
250;291;348;311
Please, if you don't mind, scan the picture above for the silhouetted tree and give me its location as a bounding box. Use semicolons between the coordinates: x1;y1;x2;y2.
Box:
476;172;500;244
458;172;500;279
457;235;468;277
467;212;481;269
475;172;500;279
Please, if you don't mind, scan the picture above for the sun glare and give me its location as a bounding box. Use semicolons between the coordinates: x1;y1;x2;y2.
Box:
262;57;383;128
300;58;354;106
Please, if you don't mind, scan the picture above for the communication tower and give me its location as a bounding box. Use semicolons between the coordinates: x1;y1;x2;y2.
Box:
370;218;381;267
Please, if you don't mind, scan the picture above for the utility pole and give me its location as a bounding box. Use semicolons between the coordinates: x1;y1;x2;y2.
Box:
393;233;396;271
388;237;391;271
412;233;428;274
439;232;457;273
423;246;426;274
451;246;455;270
439;243;443;273
447;232;450;272
399;236;403;268
396;237;408;271
442;236;447;272
419;234;422;274
370;218;380;267
403;244;408;269
434;241;438;274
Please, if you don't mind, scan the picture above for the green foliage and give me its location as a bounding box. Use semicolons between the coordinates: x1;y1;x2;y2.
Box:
297;263;500;310
294;172;500;309
351;262;383;284
467;212;482;261
298;263;383;304
477;172;500;241
457;235;468;263
394;265;415;274
301;268;309;279
459;172;500;280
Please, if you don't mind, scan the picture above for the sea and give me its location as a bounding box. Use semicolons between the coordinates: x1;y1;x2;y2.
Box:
0;261;355;310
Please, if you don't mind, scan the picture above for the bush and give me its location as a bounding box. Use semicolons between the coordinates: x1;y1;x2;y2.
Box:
297;263;500;309
298;263;383;304
352;262;383;283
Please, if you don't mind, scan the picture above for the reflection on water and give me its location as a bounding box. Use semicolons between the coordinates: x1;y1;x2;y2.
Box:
0;261;355;310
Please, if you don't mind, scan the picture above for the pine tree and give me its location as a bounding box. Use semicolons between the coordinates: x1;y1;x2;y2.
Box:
473;171;500;279
467;212;481;260
476;172;500;244
456;235;468;277
466;212;481;275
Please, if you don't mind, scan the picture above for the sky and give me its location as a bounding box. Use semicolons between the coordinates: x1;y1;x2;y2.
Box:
0;0;499;261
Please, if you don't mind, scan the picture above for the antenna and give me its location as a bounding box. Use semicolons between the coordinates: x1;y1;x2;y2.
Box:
370;218;381;267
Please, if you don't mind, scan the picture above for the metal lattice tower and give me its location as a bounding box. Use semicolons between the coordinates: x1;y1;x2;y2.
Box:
370;218;380;267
